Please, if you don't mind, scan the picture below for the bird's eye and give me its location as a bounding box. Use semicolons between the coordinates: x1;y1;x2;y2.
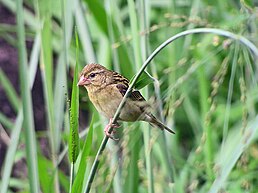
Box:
89;73;96;78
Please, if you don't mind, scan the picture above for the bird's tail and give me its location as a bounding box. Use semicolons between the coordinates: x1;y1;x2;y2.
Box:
147;114;175;134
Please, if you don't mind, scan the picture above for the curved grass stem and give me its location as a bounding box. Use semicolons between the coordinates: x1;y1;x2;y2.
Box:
84;28;258;193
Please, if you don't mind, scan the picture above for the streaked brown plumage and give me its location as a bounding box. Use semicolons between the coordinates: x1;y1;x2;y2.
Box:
77;63;175;139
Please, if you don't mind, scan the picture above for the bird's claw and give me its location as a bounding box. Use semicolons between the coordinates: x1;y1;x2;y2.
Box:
104;119;120;141
111;123;120;128
104;129;119;141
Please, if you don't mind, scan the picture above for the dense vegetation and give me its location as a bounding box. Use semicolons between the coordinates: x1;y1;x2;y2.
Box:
0;0;258;193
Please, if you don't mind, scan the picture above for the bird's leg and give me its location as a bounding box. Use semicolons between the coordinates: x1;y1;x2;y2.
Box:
104;118;120;140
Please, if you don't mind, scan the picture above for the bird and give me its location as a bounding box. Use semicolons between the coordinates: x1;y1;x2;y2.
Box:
77;63;175;140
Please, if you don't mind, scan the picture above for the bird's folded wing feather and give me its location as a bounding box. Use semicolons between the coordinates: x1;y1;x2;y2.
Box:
116;83;145;101
111;71;146;101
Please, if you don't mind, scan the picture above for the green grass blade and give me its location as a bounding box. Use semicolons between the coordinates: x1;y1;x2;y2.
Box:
37;154;55;193
68;62;80;163
68;29;80;164
0;69;19;112
2;0;258;191
0;110;23;193
75;0;96;62
39;3;56;150
197;65;213;178
72;114;94;193
58;169;70;193
68;29;80;192
208;116;258;193
8;177;28;190
105;0;134;77
28;33;40;89
126;1;143;192
35;0;60;191
130;71;155;90
0;112;14;129
1;0;40;30
127;0;142;69
53;0;74;149
124;130;141;193
84;0;108;36
139;1;155;193
221;43;240;152
16;0;40;192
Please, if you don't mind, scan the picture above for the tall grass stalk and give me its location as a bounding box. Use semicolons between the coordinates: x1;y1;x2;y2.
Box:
208;116;258;193
126;1;143;192
0;111;22;193
197;65;213;179
34;0;60;191
1;0;258;191
139;0;154;193
69;164;75;193
0;26;40;192
16;0;40;192
68;27;80;192
221;43;240;155
0;69;19;112
83;27;258;193
75;0;96;62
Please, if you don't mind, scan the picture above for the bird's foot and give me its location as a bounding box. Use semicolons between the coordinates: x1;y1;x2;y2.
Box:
104;119;120;141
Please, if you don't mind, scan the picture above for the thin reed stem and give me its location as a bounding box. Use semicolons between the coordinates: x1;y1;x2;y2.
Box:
84;28;258;193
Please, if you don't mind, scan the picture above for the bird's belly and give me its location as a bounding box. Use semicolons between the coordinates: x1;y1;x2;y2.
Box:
89;91;142;121
119;102;143;122
101;98;121;118
89;90;121;118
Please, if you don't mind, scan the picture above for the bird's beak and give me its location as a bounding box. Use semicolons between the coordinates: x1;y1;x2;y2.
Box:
77;76;90;86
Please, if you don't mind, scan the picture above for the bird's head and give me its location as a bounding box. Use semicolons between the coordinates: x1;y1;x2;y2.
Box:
77;63;108;88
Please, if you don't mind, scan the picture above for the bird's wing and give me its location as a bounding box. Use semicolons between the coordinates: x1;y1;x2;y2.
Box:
116;83;145;101
130;90;145;101
111;71;146;101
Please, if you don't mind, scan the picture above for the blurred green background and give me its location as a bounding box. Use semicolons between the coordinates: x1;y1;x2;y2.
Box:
1;0;258;193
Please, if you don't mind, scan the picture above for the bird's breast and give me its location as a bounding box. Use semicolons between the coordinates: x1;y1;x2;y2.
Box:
87;85;144;122
88;85;122;119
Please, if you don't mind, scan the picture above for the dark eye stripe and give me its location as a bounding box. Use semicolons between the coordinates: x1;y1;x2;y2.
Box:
85;70;105;78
